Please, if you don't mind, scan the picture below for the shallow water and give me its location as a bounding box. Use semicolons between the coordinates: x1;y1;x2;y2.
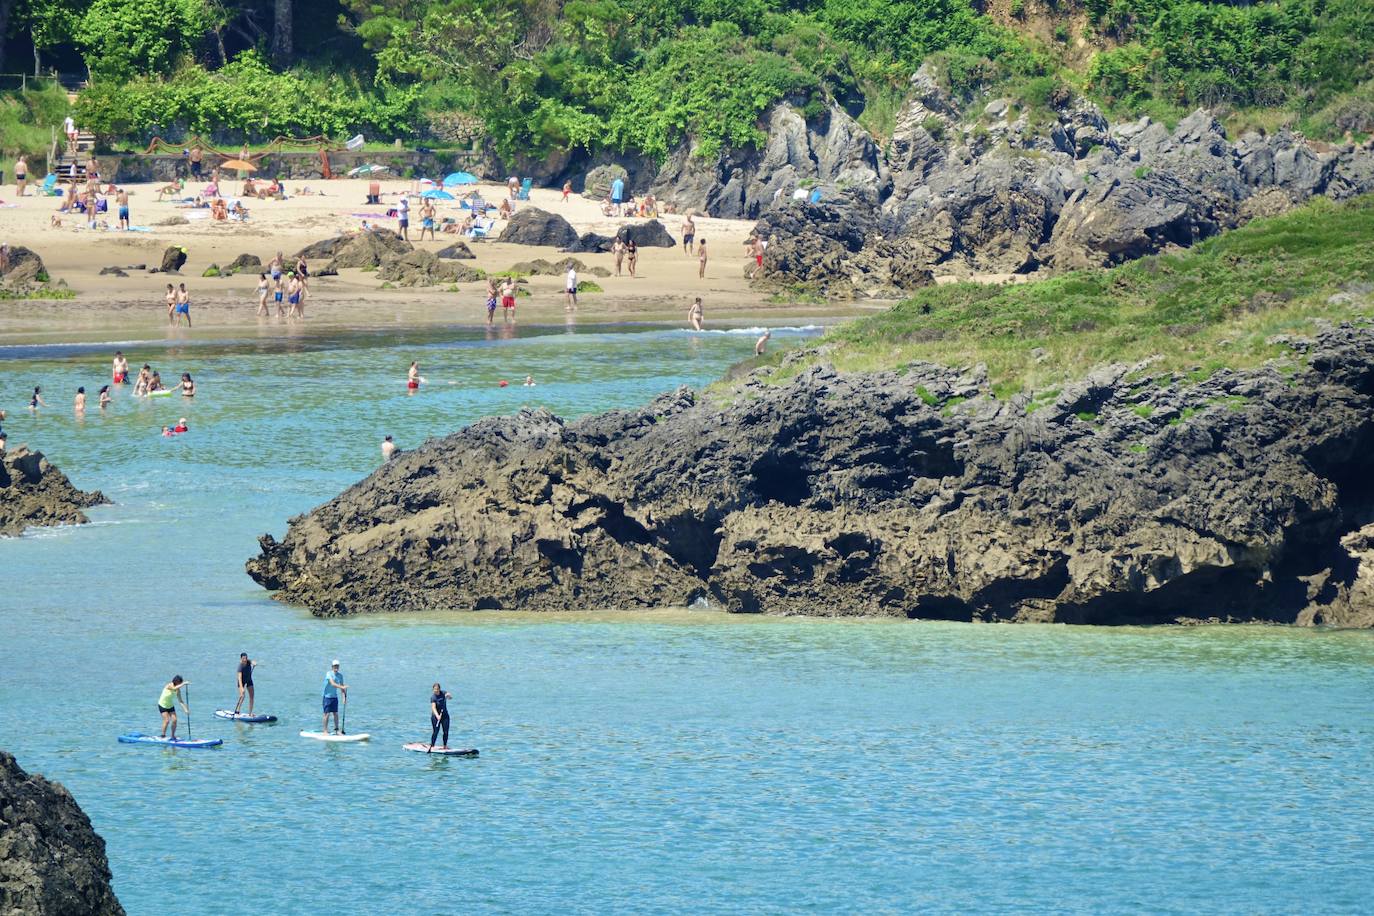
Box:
3;322;1373;914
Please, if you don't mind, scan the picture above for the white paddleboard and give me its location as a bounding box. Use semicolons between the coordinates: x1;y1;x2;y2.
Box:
402;743;478;757
300;731;370;742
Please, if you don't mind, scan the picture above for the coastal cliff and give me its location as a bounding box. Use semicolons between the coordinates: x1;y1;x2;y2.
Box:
0;751;124;915
0;448;108;538
249;324;1374;626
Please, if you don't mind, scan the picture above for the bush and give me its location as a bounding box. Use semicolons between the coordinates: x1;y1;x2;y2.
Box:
76;52;422;142
0;84;71;159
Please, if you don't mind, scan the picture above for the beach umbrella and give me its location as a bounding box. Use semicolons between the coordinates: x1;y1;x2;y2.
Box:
418;178;436;186
422;189;455;200
221;158;256;171
443;171;478;186
347;164;390;177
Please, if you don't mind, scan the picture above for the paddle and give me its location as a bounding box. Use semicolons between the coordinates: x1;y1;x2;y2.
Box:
341;693;347;735
185;684;191;741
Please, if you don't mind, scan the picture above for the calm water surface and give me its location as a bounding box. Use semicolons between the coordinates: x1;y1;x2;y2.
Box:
2;322;1372;914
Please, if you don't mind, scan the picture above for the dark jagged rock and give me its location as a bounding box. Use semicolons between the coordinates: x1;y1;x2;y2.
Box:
508;258;610;278
619;220;676;248
159;246;186;273
98;267;128;277
436;242;475;260
247;324;1374;627
1;247;49;288
375;249;483;287
321;231;412;271
0;750;124;915
498;208;579;248
224;253;262;274
0;447;108;538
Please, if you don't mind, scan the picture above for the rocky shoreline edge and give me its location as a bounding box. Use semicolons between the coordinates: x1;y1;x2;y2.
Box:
249;324;1374;627
0;447;108;538
0;750;124;915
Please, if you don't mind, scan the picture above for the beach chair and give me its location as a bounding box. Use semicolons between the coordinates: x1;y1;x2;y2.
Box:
467;218;496;241
41;174;58;196
517;178;532;201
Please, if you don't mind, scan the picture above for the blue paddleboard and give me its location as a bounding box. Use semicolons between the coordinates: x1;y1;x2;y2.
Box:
118;732;222;748
214;710;278;723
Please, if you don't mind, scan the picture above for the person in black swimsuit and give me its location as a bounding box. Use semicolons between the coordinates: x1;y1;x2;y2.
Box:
235;653;257;715
428;683;452;752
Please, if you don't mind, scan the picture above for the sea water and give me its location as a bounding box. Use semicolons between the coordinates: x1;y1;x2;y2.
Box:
2;323;1372;914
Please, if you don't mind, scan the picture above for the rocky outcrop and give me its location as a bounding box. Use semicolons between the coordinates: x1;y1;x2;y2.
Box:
652;103;888;219
499;209;579;248
0;447;108;538
0;750;124;915
436;242;475;260
375;250;484;287
159;246;186;273
0;247;49;289
508;258;610;278
224;253;262;275
322;231;412;271
248;324;1374;627
583;164;628;199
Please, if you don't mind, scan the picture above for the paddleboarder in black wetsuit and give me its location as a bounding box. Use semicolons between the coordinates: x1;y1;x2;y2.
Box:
428;684;452;752
235;653;257;715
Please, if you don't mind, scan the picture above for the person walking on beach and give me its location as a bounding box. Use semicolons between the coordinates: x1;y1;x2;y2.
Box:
755;329;771;356
14;155;27;197
269;251;283;286
420;200;436;241
564;264;578;311
427;683;453;752
322;660;347;736
256;273;270;315
681;214;695;254
612;237;626;276
158;676;190;739
189;146;203;181
164;284;176;324
698;239;708;279
485;277;498;326
116;188;130;231
382;435;396;461
747;235;765;279
501;277;517;321
235;653;257;715
273;274;286;317
174;283;192;326
611;175;625;216
562;180;572;203
626;239;638;278
287;274;303;318
688;297;703;331
398;195;410;241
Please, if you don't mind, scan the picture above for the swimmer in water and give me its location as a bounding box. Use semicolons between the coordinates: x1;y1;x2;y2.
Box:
29;386;45;410
174;418;188;433
74;386;86;412
161;425;173;437
134;365;150;396
98;385;111;409
382;435;396;461
407;362;421;390
754;329;771;356
113;351;129;384
523;375;535;387
179;373;195;397
688;297;703;331
148;372;165;393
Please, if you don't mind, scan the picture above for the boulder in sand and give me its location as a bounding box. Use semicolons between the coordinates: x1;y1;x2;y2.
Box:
321;231;413;272
0;749;124;915
224;253;263;274
160;246;187;273
1;246;50;288
499;209;579;248
617;220;676;248
376;249;484;287
583;164;628;199
436;241;476;260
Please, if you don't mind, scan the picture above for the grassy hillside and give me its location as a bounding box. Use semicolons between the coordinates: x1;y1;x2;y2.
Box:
742;193;1374;395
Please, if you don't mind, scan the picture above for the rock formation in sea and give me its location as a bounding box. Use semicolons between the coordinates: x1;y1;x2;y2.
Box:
249;324;1374;627
0;447;108;538
0;750;124;915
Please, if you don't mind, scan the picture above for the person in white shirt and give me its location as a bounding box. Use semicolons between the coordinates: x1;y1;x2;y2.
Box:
381;435;396;461
564;266;578;310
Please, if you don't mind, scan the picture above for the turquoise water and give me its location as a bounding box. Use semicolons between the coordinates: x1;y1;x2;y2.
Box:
3;323;1373;914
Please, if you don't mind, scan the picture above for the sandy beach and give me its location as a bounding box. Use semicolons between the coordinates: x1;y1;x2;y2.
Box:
1;178;873;343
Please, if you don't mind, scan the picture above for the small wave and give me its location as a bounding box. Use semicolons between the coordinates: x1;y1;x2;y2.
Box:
683;325;824;335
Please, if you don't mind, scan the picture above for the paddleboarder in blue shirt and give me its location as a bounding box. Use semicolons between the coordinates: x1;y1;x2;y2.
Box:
235;653;257;715
428;683;453;752
322;660;347;735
